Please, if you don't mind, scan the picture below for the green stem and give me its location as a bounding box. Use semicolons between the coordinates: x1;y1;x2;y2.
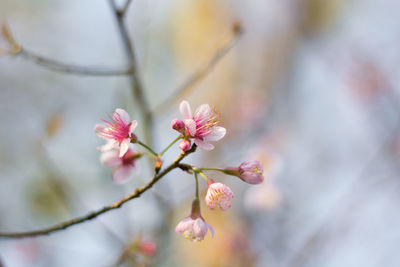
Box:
194;172;199;198
160;136;181;156
199;168;226;173
198;171;209;181
137;141;158;157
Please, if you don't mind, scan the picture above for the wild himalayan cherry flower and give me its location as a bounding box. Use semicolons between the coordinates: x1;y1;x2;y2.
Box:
175;216;214;242
175;199;214;241
100;146;139;183
225;160;264;184
95;108;137;157
172;100;226;151
205;180;234;211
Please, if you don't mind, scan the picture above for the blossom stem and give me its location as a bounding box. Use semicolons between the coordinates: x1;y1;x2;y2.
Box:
198;171;209;181
199;168;227;173
160;136;181;156
137;141;158;157
194;172;199;199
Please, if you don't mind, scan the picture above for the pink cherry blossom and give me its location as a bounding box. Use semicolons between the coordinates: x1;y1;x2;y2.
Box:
225;160;264;184
175;216;214;242
95;108;137;157
100;145;139;183
177;100;226;151
205;181;234;211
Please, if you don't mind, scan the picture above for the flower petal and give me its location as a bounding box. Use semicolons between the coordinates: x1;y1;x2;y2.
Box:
179;100;192;120
175;217;193;234
194;104;211;119
184;119;197;136
97;140;118;152
112;165;133;183
203;126;226;141
100;150;121;167
130;120;138;134
94;124;107;139
206;222;215;238
194;139;214;151
115;108;130;124
119;139;130;157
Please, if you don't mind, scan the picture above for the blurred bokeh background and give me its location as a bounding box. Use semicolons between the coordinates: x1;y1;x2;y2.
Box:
1;0;400;266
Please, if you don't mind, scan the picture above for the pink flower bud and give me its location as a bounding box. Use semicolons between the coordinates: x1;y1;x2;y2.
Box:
205;181;234;211
140;241;157;257
225;160;264;184
171;118;185;133
179;139;191;151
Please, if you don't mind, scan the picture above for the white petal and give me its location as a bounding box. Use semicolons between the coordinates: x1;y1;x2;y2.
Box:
179;100;192;119
130;120;138;133
119;139;130;157
100;150;121;167
115;108;130;124
194;104;211;118
112;166;132;183
203;126;226;141
195;139;214;151
184;119;197;136
97;140;118;152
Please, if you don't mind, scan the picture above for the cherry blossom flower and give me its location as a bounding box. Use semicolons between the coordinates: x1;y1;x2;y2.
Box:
175;198;214;241
175;216;214;242
140;240;157;257
174;100;226;151
205;180;234;211
225;160;264;184
95;108;137;157
100;145;140;183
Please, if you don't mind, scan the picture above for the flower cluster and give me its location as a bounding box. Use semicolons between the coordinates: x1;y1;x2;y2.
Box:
95;101;265;241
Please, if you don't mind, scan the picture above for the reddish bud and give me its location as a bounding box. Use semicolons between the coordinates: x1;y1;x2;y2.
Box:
179;139;191;151
171;119;185;133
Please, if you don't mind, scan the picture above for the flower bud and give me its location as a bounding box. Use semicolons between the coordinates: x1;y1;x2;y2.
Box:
171;119;185;133
179;139;191;151
225;160;264;184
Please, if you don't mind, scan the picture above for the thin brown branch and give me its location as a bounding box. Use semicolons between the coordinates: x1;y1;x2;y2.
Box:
18;48;132;76
0;145;197;239
2;22;131;76
120;0;134;15
109;0;154;147
153;28;243;114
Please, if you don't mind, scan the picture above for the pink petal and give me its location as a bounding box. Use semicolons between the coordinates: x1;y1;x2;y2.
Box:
194;104;211;119
119;139;130;157
115;108;130;124
203;126;226;141
206;222;215;238
100;150;121;167
184;119;197;136
175;217;193;233
97;140;118;152
94;124;107;139
194;139;214;151
129;120;138;134
179;100;192;120
112;165;133;183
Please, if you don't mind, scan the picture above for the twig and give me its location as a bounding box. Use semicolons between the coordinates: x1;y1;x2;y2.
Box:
109;0;154;147
153;28;243;114
18;48;132;76
0;145;197;239
120;0;134;15
1;23;131;76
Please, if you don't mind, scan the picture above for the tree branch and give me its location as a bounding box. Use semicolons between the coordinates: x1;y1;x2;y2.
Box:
153;27;243;114
1;23;131;76
0;145;197;239
17;48;132;76
109;0;154;147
